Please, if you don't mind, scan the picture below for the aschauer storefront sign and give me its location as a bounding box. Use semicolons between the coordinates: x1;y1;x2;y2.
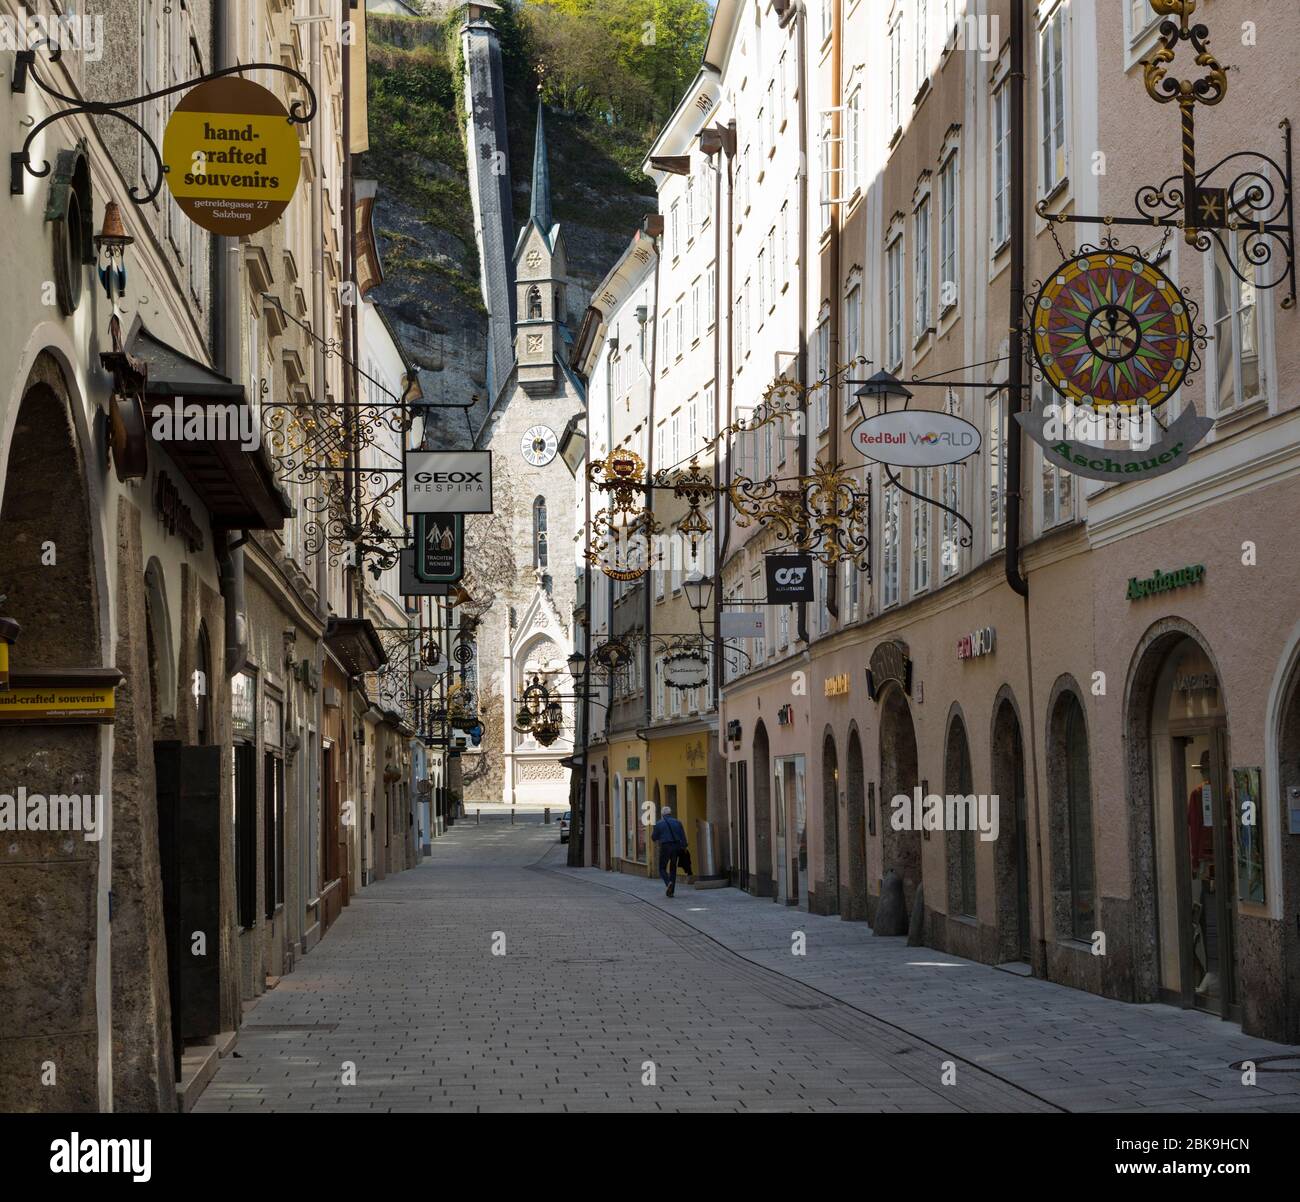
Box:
1126;563;1206;601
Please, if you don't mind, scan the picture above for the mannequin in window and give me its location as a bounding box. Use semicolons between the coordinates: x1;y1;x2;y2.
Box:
1187;749;1217;996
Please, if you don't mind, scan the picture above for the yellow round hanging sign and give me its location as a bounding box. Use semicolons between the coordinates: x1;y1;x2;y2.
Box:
162;77;301;236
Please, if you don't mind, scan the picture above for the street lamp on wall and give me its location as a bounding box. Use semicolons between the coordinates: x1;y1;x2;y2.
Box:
854;371;914;409
683;571;713;616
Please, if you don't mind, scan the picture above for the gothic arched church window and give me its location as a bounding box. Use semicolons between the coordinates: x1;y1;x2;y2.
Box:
527;285;543;320
533;496;548;570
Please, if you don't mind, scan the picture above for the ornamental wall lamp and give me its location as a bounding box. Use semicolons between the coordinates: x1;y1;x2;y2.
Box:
93;201;132;305
683;571;713;616
94;202;149;482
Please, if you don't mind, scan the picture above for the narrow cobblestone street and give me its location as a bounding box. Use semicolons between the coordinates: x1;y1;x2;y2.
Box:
195;819;1300;1114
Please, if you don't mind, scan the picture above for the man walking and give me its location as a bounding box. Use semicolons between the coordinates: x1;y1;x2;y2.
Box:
651;805;688;897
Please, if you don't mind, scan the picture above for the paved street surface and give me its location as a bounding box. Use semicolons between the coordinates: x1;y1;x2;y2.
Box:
196;819;1300;1113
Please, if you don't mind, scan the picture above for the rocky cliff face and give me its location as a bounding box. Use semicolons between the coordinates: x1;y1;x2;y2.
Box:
359;8;656;447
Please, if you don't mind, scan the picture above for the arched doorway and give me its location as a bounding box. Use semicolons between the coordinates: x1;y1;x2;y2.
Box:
944;711;976;919
0;357;102;1112
821;730;840;916
751;720;773;897
1127;630;1237;1018
1273;656;1300;1043
144;558;177;736
879;687;921;918
1047;684;1097;949
991;693;1031;963
845;725;868;921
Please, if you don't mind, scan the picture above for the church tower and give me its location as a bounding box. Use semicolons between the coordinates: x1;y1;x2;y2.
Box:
514;100;568;394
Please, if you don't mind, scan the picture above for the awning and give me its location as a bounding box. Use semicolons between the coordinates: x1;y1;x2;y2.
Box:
117;317;292;531
354;178;384;299
324;618;388;677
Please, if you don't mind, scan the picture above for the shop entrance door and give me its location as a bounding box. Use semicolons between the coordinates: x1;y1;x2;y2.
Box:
1171;727;1238;1018
774;756;807;909
774;764;787;903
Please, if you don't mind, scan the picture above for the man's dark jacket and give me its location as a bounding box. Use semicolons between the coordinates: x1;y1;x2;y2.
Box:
652;815;687;848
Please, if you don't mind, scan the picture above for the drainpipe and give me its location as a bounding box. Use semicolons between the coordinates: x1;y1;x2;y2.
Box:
310;10;329;614
711;121;737;711
1005;0;1029;599
1007;0;1045;976
825;0;843;622
215;3;247;678
572;443;593;868
217;532;249;677
342;0;358;622
793;2;810;646
644;231;662;732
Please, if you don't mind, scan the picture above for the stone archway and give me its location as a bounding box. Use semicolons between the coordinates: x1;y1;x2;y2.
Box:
821;729;840;916
0;356;102;1112
1272;655;1300;1043
944;708;976;919
1123;622;1231;1008
752;720;773;897
879;686;921;917
845;724;868;921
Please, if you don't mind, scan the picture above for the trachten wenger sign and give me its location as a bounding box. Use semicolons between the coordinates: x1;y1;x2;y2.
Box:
404;451;493;514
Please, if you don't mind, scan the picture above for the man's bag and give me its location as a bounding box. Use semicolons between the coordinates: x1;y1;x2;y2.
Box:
677;846;693;875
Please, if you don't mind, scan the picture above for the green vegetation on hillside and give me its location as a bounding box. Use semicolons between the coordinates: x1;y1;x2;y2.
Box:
360;1;711;310
522;0;712;129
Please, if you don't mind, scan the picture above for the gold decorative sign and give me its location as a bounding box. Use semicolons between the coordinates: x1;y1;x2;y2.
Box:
162;77;301;236
824;673;850;698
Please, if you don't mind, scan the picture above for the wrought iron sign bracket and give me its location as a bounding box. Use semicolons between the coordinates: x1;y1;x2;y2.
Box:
1034;1;1294;309
10;44;316;200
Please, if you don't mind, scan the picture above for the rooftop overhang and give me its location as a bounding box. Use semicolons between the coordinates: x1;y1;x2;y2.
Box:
558;412;587;478
354;178;384;298
115;318;291;531
325;618;388;677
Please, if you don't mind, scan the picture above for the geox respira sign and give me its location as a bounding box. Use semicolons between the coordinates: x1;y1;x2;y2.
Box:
404;451;493;514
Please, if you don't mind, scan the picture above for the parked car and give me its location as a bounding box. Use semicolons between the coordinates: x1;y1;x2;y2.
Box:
558;811;571;842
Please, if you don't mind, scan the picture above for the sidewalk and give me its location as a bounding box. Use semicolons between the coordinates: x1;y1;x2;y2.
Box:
550;855;1300;1112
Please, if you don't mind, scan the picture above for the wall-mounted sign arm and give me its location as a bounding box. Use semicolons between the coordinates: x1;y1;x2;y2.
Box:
11;51;316;201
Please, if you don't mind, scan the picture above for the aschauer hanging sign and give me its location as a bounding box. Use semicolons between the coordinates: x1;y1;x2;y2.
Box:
1019;247;1213;483
162;77;303;236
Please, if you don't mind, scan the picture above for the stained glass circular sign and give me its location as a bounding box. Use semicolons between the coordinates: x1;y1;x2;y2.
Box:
1032;251;1193;409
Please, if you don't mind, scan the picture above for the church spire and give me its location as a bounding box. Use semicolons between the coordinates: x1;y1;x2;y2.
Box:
529;96;553;237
